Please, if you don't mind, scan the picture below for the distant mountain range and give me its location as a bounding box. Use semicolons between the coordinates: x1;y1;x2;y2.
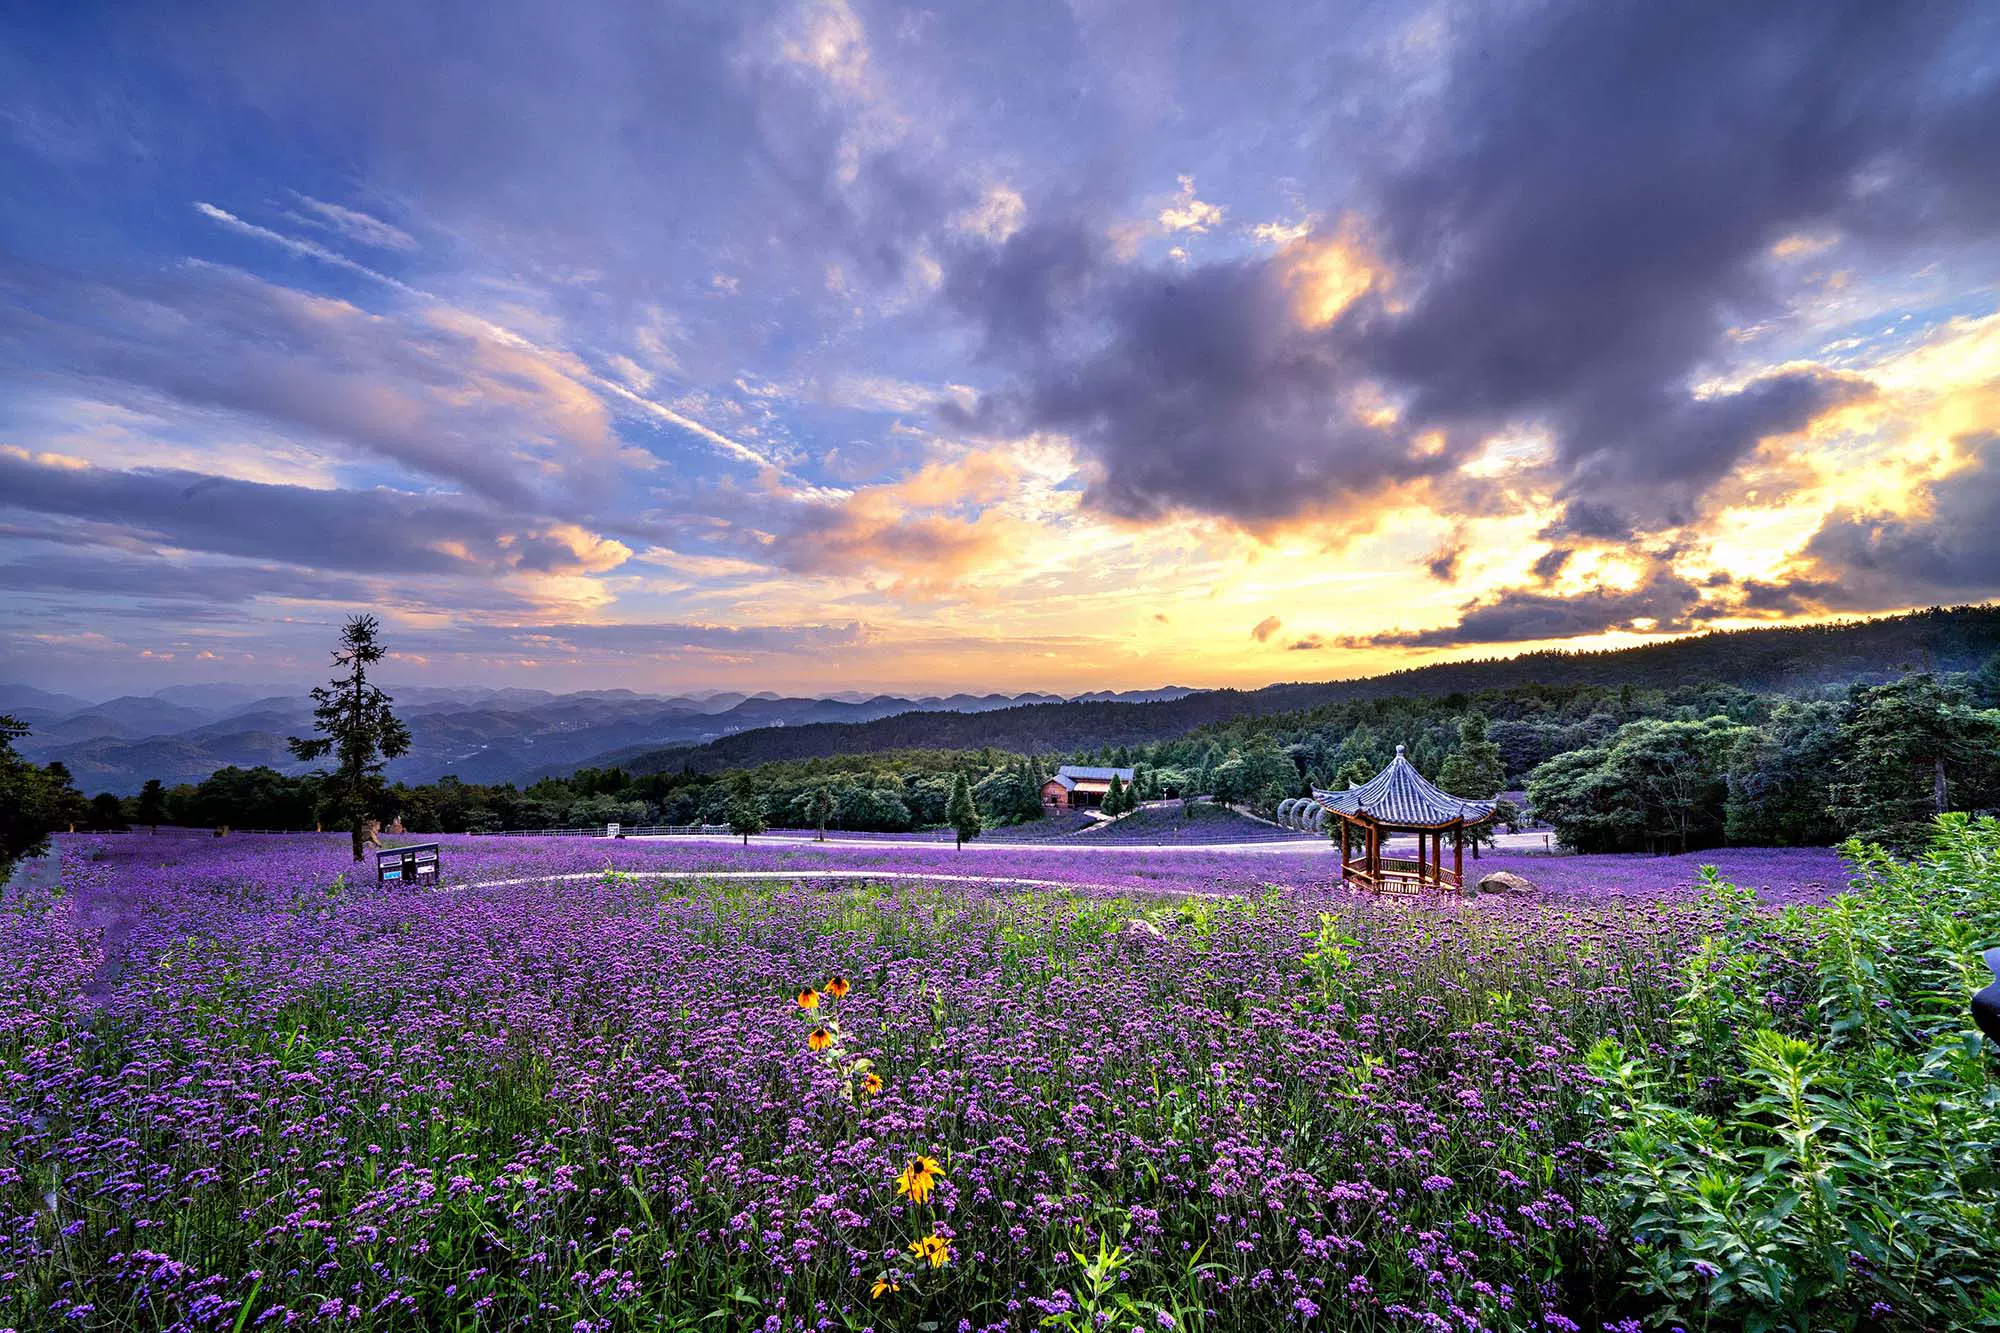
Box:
0;682;1198;794
9;604;1997;795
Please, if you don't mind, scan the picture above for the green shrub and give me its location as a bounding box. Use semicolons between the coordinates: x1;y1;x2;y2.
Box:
1586;814;2000;1330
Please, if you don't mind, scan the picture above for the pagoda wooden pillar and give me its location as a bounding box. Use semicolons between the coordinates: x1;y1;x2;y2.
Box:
1339;818;1350;880
1452;823;1463;888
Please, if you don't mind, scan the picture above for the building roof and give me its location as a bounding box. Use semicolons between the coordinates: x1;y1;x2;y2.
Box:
1046;765;1135;792
1309;746;1496;829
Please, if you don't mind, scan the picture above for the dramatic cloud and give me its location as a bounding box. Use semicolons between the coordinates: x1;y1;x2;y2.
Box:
1370;568;1716;648
940;2;1998;541
1544;370;1872;537
1424;543;1464;583
1364;2;1997;535
946;225;1446;529
1530;548;1574;583
0;550;373;606
765;452;1028;582
0;257;620;506
0;450;629;581
1792;433;2000;609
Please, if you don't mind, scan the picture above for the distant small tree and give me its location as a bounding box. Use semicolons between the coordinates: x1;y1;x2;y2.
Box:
1438;713;1506;800
288;615;413;862
728;797;766;845
807;785;834;841
727;772;766;845
1103;773;1126;816
947;772;981;849
136;778;167;833
88;792;127;830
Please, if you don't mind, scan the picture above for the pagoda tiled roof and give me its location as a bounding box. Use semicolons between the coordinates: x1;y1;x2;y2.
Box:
1310;746;1496;829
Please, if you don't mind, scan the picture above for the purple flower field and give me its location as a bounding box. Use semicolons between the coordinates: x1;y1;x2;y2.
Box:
1;833;1851;1330
43;829;1848;904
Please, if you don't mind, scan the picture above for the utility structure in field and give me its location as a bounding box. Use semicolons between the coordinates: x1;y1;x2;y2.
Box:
1282;745;1495;893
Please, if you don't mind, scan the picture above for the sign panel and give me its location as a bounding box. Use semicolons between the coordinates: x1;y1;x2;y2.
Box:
606;822;620;838
376;841;441;886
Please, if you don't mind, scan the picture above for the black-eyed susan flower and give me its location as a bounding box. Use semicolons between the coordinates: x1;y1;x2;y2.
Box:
824;976;850;998
895;1155;943;1205
861;1072;884;1096
796;988;820;1011
869;1276;899;1299
909;1233;951;1269
807;1027;833;1052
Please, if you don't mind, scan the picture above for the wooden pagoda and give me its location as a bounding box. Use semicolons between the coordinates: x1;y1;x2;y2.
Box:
1308;745;1496;893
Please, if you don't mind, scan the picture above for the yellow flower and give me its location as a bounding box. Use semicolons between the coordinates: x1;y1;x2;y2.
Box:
861;1072;884;1096
909;1233;951;1269
825;975;850;998
808;1027;833;1052
796;988;820;1011
895;1155;943;1205
870;1277;900;1299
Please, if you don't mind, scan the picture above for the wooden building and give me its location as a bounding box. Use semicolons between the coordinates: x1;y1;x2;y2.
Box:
1041;765;1136;812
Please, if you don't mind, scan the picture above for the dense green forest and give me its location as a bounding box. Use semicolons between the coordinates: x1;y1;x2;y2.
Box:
6;607;1999;874
615;604;2000;776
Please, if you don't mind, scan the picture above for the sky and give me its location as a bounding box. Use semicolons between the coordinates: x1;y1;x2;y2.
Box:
2;0;1998;698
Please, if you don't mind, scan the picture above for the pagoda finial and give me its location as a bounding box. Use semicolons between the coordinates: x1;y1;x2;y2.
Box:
1395;743;1406;757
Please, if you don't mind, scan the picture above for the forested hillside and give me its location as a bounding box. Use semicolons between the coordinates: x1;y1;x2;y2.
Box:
15;605;1999;860
620;605;2000;775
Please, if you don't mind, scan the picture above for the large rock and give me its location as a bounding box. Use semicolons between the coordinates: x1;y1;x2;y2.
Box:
1476;870;1537;897
1120;918;1165;953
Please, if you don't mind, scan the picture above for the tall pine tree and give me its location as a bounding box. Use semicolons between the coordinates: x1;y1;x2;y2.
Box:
947;772;982;848
288;615;412;862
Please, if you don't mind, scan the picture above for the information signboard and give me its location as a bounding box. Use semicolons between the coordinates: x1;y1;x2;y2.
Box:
376;842;440;886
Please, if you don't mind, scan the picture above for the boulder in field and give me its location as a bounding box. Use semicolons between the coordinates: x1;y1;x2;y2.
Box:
1120;918;1165;952
1476;870;1537;897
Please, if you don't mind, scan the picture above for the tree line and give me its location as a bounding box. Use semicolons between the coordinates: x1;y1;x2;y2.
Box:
4;615;1996;877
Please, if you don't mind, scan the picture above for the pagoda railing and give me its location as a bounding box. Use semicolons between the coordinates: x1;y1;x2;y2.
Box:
1343;854;1462;893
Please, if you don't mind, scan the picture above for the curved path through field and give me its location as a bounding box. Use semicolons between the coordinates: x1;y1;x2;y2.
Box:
622;830;1558;853
630;832;1338;853
455;867;1217;897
